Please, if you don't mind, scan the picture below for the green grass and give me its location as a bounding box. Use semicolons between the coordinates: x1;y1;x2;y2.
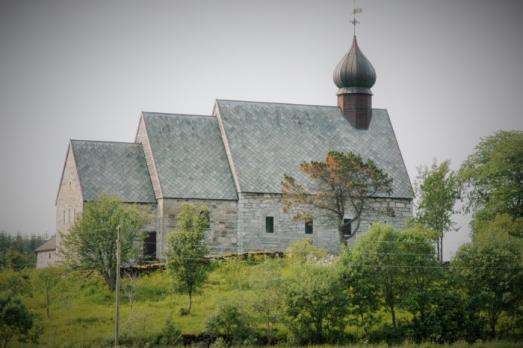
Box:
2;258;521;347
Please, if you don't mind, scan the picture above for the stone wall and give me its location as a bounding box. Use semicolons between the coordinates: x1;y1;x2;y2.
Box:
347;197;413;245
36;250;58;269
157;198;238;258
237;192;412;253
55;145;84;257
135;115;162;199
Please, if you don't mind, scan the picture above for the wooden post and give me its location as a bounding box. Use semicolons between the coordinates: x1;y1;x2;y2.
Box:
115;224;121;348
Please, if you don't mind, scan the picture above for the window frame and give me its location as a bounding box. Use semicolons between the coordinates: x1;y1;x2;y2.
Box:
265;216;274;233
305;219;313;234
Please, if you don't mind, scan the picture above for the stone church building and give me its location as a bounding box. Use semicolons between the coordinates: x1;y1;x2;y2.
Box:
37;35;413;267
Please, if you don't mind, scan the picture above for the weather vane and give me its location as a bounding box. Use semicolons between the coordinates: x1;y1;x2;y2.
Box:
350;0;363;36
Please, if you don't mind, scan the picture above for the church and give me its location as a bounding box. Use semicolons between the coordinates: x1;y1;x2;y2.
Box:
37;33;413;267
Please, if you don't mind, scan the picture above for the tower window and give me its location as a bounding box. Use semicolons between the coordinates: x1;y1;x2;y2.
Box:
342;218;352;236
305;220;313;234
265;216;274;233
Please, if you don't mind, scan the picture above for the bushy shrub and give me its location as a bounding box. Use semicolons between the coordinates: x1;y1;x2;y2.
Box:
408;289;484;344
155;317;182;346
283;263;348;344
285;239;327;262
205;303;254;345
0;294;40;347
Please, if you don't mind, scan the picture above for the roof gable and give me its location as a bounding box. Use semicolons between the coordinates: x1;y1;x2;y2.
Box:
215;100;413;199
142;113;238;200
71;140;156;203
35;236;56;252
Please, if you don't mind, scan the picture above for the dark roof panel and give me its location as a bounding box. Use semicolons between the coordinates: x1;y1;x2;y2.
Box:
71;140;156;203
216;100;413;199
142;113;238;200
35;236;56;252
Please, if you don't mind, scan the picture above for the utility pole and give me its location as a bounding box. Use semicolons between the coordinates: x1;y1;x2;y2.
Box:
114;224;121;348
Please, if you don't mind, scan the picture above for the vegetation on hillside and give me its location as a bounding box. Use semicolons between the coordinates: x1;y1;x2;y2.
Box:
0;232;46;271
1;129;522;347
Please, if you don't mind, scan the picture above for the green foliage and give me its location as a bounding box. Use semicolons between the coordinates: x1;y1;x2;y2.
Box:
414;160;460;262
283;263;349;344
32;267;64;318
473;213;523;243
249;261;283;344
61;195;151;290
459;130;523;222
452;233;523;337
166;203;210;314
285;239;327;263
408;286;484;344
205;302;254;345
0;232;46;270
0;294;39;348
342;224;442;332
282;151;393;245
155;317;181;346
0;270;31;297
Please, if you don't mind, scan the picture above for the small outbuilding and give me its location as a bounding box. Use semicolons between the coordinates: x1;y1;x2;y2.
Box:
35;236;57;268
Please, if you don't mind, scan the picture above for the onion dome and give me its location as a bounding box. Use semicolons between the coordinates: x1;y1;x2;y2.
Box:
333;36;376;93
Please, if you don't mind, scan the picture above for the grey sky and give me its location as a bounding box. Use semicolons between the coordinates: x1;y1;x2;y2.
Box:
0;0;522;260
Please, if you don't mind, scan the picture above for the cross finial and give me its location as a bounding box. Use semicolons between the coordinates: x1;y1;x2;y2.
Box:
350;0;363;36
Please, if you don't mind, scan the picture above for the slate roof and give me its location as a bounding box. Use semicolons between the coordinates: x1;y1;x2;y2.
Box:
142;113;238;200
35;236;56;252
216;100;413;199
71;140;156;203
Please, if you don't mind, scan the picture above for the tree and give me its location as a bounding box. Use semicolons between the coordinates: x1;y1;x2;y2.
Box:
32;267;63;318
250;260;283;344
340;248;381;337
282;151;393;246
61;195;151;290
205;303;254;345
166;203;210;314
0;294;38;348
459;130;523;223
343;224;402;328
283;263;349;344
342;224;441;330
451;233;523;338
414;160;460;263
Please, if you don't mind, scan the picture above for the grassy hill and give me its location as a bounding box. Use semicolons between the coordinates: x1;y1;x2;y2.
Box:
1;254;522;347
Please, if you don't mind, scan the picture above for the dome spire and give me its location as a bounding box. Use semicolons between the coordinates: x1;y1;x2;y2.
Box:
333;1;376;130
350;0;362;36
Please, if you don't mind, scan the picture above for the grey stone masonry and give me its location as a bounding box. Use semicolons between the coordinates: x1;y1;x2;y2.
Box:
55;145;84;258
157;198;239;258
237;192;412;253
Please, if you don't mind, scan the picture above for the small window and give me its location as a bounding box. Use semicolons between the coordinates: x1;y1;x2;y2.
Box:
200;210;210;229
305;220;313;234
265;216;274;233
342;218;352;236
49;252;52;259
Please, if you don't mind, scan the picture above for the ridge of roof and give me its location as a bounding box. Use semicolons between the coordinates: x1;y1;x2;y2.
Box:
70;139;140;146
216;99;339;109
216;99;389;112
142;111;214;118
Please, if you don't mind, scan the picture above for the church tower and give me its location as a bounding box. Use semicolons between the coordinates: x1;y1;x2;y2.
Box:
333;34;376;129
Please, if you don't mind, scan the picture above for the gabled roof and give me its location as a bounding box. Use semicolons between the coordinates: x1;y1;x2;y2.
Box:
71;140;156;203
141;113;238;200
35;236;56;252
215;100;413;199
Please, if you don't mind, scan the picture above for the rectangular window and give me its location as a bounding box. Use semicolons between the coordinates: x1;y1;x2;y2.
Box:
305;220;313;234
265;216;274;233
342;218;352;236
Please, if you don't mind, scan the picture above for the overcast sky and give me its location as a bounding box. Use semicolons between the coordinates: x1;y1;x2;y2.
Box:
1;0;522;260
